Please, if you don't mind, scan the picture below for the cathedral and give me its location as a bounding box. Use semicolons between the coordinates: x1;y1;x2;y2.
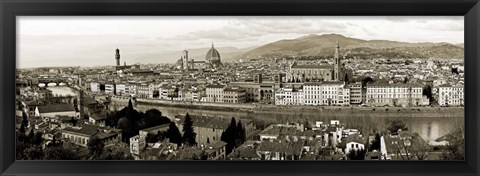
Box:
179;42;222;71
286;42;347;83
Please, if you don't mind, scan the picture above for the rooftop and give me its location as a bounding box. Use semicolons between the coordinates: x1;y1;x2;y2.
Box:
37;104;76;113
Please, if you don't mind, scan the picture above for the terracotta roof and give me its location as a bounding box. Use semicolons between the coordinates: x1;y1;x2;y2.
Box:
291;64;332;69
37;104;76;113
228;146;261;159
205;45;221;60
63;124;99;136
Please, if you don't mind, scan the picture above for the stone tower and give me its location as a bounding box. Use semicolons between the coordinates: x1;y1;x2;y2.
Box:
333;42;342;81
181;50;189;71
115;48;121;66
77;89;84;119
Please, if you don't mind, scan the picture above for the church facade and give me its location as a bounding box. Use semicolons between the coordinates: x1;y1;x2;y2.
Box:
286;42;347;83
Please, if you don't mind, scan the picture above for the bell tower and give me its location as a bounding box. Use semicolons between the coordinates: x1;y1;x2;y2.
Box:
334;42;342;81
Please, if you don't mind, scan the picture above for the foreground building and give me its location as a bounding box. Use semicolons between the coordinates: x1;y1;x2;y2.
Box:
61;125;122;147
175;115;255;145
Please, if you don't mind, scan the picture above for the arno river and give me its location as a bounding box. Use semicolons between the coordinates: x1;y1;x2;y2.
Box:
133;103;463;146
49;86;464;145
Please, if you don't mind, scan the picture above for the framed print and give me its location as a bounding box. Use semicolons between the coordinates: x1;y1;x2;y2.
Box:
1;0;479;176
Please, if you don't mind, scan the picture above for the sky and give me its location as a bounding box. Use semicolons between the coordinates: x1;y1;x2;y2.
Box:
17;16;464;68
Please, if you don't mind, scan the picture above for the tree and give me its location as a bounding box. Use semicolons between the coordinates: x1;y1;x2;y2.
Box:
97;149;133;160
24;146;44;160
166;122;182;145
128;99;134;110
182;113;197;146
236;120;246;146
440;131;464;160
27;128;35;142
44;145;80;160
21;111;29;128
423;85;433;105
451;67;459;75
369;133;382;151
361;77;374;87
142;109;170;128
221;117;239;154
403;77;408;84
387;120;409;134
117;117;133;142
347;149;366;160
344;74;350;84
87;137;105;158
19;123;26;135
391;133;430;160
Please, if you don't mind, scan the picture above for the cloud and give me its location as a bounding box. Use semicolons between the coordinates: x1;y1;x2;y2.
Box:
169;18;349;42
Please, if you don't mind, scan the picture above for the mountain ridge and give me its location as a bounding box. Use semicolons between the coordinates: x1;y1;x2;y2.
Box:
237;34;464;60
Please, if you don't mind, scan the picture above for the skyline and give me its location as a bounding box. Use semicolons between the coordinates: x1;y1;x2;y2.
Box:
17;16;464;68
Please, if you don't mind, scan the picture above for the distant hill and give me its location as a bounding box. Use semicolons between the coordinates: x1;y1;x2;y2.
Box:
237;34;464;60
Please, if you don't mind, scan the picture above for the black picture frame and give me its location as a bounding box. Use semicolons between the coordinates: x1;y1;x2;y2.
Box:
1;0;479;175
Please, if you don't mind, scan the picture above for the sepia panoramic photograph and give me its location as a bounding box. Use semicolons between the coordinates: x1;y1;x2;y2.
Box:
15;16;464;161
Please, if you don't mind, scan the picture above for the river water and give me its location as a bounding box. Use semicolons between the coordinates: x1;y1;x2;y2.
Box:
131;103;463;146
47;86;77;97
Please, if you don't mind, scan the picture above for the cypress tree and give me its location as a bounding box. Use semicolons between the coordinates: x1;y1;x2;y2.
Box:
236;120;246;146
166;122;182;146
21;111;29;128
221;117;238;154
182;113;197;146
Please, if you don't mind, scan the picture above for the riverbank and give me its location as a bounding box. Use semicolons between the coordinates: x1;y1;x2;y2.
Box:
117;98;464;118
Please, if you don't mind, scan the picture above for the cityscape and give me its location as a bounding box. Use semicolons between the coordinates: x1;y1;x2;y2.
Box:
16;17;464;160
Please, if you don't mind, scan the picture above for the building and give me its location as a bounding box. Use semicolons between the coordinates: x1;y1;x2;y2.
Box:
115;48;121;66
175;115;255;145
274;87;304;105
380;131;430;160
61;125;122;147
286;42;346;83
35;104;77;118
130;135;146;157
181;50;189;71
178;43;222;71
139;123;170;139
202;141;228;160
205;42;222;69
136;83;150;98
303;81;349;106
344;134;366;154
205;85;226;103
257;140;304;160
90;82;101;93
438;84;464;106
228;142;262;160
366;83;423;107
287;64;333;83
223;87;246;104
105;82;116;95
88;113;106;127
347;83;363;104
115;83;126;96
